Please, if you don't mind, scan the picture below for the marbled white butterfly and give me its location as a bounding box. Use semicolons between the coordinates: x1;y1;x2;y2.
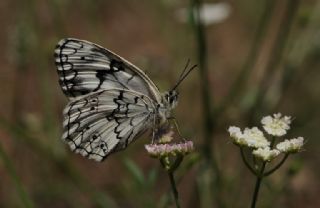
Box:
54;38;195;161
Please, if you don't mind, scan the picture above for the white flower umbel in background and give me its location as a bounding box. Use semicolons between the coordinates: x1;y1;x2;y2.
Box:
227;113;305;208
176;2;231;26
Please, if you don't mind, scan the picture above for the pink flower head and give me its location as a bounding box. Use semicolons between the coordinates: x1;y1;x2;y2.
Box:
145;141;194;158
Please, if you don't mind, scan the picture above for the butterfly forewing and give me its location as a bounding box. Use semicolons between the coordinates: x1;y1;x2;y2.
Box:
54;38;161;102
63;89;156;161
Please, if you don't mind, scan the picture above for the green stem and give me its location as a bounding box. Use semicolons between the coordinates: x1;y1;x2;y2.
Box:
249;0;301;122
264;154;289;177
250;163;267;208
250;137;276;208
191;0;225;207
168;172;181;208
274;2;320;111
240;148;257;175
216;0;276;116
170;155;184;172
191;0;213;161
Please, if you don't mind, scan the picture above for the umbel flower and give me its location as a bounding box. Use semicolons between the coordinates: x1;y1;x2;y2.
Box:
145;141;194;158
145;129;194;171
227;113;304;162
227;113;305;208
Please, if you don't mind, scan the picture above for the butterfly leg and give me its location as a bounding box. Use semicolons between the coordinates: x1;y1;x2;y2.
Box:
167;117;184;140
151;115;157;144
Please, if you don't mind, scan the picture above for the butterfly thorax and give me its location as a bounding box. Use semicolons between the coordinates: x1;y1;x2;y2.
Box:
157;90;179;124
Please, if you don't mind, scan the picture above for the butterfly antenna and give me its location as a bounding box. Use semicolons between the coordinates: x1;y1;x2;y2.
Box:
179;58;191;80
171;61;197;91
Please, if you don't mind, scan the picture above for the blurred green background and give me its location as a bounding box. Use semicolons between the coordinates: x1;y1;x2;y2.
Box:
0;0;319;207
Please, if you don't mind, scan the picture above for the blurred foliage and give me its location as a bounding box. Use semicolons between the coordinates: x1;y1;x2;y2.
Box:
0;0;320;207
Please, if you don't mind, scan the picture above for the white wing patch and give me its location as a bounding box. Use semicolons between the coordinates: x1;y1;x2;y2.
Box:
62;89;156;161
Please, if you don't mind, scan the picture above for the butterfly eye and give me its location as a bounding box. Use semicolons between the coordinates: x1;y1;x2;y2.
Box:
170;96;177;104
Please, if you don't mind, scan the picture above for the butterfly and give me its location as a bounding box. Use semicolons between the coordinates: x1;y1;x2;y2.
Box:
54;38;196;161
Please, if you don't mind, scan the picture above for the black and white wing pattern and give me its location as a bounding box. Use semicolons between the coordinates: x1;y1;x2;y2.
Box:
54;38;161;102
63;89;156;161
54;38;163;161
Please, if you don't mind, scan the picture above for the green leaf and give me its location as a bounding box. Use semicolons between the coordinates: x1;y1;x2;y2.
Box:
123;158;145;186
147;167;159;187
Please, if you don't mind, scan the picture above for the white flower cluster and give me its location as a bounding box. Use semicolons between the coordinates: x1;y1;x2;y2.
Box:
228;113;305;162
253;147;280;161
276;137;304;153
228;126;270;148
261;113;291;136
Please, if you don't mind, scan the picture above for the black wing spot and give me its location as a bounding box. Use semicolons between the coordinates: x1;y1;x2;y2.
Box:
94;70;107;92
106;115;113;121
100;142;108;153
110;59;124;72
134;96;139;104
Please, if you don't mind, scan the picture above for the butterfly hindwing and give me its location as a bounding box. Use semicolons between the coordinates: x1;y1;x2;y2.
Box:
62;89;156;161
54;38;161;102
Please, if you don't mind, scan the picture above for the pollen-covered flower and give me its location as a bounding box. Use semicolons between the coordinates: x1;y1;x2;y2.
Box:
276;137;304;153
145;141;194;158
158;130;174;144
228;126;270;148
253;147;280;162
261;113;291;136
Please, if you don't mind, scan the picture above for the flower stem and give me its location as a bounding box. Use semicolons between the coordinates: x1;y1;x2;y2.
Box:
191;0;224;206
264;154;289;177
240;148;257;175
168;171;181;208
250;137;276;208
191;0;213;162
250;162;266;208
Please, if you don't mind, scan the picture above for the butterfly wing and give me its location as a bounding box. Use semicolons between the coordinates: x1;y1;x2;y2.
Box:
54;38;162;102
63;89;156;161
